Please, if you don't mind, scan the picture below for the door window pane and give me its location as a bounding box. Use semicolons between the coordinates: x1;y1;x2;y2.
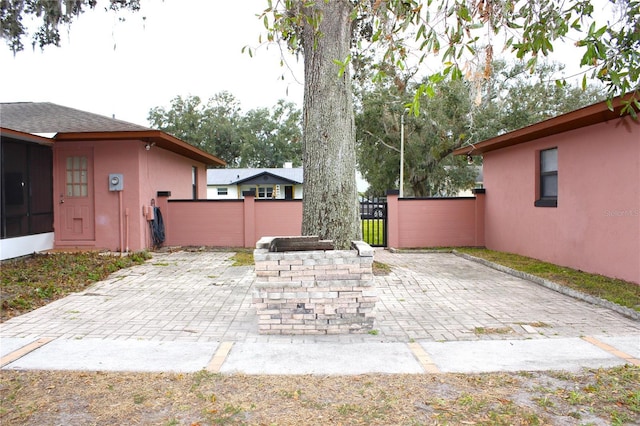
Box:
66;156;88;198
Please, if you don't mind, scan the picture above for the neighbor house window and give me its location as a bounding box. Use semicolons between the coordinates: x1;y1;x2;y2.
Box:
217;187;228;196
535;148;558;207
257;187;273;198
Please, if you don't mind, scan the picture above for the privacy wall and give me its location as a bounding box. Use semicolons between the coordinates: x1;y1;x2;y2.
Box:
162;192;484;250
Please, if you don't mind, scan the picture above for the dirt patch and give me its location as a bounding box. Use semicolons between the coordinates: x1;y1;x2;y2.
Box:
1;366;638;425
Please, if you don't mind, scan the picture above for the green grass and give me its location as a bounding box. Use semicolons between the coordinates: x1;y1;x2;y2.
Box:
457;248;640;312
229;249;253;266
361;219;385;246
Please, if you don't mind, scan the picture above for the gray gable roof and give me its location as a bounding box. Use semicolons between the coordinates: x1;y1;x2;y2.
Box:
1;102;149;133
208;168;303;185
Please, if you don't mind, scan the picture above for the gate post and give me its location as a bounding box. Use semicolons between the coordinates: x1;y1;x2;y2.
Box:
386;189;400;249
473;188;486;247
243;190;256;248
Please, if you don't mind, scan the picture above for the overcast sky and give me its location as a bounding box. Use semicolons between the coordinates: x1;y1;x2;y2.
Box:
1;0;304;127
1;0;605;128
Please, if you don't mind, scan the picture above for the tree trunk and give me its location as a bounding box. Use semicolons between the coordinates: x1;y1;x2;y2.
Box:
301;0;361;249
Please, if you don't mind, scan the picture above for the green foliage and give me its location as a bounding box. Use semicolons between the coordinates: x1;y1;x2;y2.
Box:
229;250;253;267
0;0;140;53
258;0;638;113
147;94;302;168
356;77;478;197
237;99;302;168
147;93;244;166
471;60;604;142
3;1;638;110
356;60;602;197
361;219;385;246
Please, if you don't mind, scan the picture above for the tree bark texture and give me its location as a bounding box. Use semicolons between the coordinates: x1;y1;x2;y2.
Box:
301;0;362;249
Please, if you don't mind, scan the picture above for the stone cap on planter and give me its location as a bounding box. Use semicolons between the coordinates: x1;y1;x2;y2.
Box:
268;236;334;252
255;236;373;257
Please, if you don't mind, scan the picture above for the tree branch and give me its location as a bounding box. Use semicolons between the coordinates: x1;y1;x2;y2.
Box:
364;130;400;153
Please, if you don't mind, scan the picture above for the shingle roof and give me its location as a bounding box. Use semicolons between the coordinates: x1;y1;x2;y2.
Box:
1;102;226;166
453;95;637;156
207;168;303;185
0;102;149;133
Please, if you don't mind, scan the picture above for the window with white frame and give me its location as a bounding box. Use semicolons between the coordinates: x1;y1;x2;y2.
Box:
217;187;228;196
257;186;273;198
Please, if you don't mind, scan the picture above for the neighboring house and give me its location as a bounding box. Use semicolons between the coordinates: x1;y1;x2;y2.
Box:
454;95;639;284
1;102;225;260
207;166;303;200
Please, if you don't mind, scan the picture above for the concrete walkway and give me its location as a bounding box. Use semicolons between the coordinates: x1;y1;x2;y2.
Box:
1;249;638;374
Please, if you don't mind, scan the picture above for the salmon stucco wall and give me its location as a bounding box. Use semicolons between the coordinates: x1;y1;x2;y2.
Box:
54;139;207;253
137;143;207;250
483;117;640;284
94;140;141;252
254;200;303;244
163;198;303;249
395;198;480;248
164;201;245;247
54;140;140;252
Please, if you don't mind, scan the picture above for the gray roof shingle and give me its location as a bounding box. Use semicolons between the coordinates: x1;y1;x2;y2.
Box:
0;102;149;133
207;168;303;185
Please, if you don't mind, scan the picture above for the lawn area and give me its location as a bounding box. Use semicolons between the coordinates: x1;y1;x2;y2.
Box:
456;247;640;312
362;218;385;246
2;366;638;425
0;251;150;322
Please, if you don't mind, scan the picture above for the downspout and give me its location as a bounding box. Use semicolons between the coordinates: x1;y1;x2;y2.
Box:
125;207;130;253
118;191;124;255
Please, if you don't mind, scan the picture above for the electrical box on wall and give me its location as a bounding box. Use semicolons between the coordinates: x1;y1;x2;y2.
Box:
109;173;124;191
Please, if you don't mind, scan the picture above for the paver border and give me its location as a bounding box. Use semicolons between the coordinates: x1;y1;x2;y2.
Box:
387;248;639;321
453;250;639;321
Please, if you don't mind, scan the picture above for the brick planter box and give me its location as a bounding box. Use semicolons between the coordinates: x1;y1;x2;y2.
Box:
253;236;377;335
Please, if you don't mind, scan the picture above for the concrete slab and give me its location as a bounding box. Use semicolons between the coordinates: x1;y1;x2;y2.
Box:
3;339;219;373
420;338;626;373
0;337;36;357
221;342;423;375
596;335;640;358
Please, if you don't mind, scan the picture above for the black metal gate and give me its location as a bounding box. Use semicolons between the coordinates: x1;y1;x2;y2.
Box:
360;197;387;247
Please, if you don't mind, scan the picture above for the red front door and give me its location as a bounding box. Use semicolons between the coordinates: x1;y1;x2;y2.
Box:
57;149;95;242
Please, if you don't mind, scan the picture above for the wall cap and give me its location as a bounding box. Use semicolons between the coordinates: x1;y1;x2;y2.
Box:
351;240;374;257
